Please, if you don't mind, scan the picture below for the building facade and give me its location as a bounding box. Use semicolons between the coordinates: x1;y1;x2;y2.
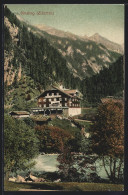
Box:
32;86;81;117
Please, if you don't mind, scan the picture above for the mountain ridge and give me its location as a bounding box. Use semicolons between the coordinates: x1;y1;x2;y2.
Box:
89;33;123;54
30;23;122;78
16;14;123;53
34;24;123;54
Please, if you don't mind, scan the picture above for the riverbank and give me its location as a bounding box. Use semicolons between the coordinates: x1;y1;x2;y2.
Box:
4;180;124;191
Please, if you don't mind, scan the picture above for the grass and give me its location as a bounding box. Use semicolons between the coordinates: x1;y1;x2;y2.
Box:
81;107;97;115
4;180;124;191
48;118;81;136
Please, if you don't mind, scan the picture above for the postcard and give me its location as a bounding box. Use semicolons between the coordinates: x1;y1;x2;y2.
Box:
3;3;124;192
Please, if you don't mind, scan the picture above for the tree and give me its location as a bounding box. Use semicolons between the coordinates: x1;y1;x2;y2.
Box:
57;146;98;182
89;100;124;183
4;115;39;179
35;125;73;153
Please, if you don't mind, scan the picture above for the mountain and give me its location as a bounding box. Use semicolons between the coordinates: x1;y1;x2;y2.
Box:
15;15;123;79
89;33;123;54
35;24;124;55
4;6;124;110
27;24;121;78
35;24;123;54
35;24;82;40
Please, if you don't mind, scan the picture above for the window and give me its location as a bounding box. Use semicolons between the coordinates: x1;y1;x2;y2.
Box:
51;98;54;101
38;99;42;102
60;98;62;101
56;98;59;101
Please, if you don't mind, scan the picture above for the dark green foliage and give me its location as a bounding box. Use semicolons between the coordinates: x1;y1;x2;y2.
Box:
81;56;124;103
4;75;40;111
4;24;12;50
4;114;39;178
23;117;35;128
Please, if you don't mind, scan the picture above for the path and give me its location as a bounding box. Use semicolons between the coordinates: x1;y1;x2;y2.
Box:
19;189;61;191
74;119;92;123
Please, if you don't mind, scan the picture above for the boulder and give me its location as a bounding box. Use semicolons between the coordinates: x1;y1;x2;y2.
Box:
53;178;61;183
84;132;90;138
25;173;40;182
8;177;16;182
16;175;25;183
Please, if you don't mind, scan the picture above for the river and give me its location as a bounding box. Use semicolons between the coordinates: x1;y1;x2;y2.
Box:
17;154;123;181
31;154;107;179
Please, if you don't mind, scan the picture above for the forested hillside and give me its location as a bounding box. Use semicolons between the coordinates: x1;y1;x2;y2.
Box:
4;6;81;110
4;6;124;109
4;6;81;89
30;24;122;79
81;56;124;104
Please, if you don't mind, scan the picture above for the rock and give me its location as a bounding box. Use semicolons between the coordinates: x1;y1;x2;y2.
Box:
25;173;42;182
71;122;76;127
84;132;90;138
8;177;16;182
26;180;33;183
16;175;25;183
53;178;61;183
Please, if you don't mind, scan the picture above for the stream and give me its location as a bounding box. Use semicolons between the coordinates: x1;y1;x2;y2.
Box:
17;154;109;180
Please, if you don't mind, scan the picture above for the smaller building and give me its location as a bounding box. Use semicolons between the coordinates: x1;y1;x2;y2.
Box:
9;111;30;118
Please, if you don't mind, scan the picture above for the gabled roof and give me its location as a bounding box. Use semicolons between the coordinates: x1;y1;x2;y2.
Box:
37;85;72;99
9;111;30;115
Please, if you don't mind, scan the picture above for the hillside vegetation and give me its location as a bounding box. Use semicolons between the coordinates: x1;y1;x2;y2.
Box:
4;6;124;108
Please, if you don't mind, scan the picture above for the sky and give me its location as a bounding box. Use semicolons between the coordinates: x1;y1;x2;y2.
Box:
6;4;124;45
